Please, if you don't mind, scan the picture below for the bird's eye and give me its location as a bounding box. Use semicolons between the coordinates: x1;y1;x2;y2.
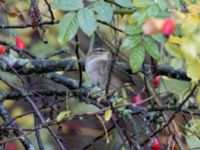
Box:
93;48;107;53
99;48;107;52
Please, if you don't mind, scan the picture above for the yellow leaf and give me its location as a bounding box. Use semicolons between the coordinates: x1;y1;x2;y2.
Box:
18;114;34;127
56;111;70;122
189;13;200;23
196;87;200;105
187;3;200;15
165;42;183;58
186;59;200;82
0;81;10;90
3;100;14;108
175;11;185;21
11;107;24;117
96;115;109;143
122;15;136;24
169;35;182;44
181;38;198;60
182;18;198;34
104;109;112;122
55;71;64;75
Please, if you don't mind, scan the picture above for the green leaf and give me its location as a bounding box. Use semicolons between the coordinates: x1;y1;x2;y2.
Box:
114;0;132;8
157;0;167;11
56;111;70;122
31;43;56;58
93;1;113;23
147;4;160;17
125;24;142;35
189;0;197;3
186;135;200;150
133;0;153;7
157;11;171;18
52;0;83;11
121;36;142;51
186;119;200;134
131;8;148;24
78;8;97;36
130;45;145;73
57;12;79;43
173;0;182;8
186;119;200;149
143;37;160;60
152;34;167;43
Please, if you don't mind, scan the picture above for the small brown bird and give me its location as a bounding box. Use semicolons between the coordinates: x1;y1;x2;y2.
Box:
85;48;135;94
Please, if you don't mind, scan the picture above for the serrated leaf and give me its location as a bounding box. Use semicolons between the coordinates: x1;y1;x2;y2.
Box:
147;4;160;17
56;111;70;122
152;34;167;43
52;0;83;11
157;0;167;11
57;12;79;43
130;45;145;73
125;24;142;35
157;11;171;18
143;37;160;60
104;109;112;121
114;0;132;8
131;8;148;24
78;8;97;36
121;36;142;51
173;0;181;8
93;1;113;23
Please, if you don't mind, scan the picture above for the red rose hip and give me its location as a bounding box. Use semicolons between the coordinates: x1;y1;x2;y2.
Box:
0;46;6;55
161;18;175;35
132;94;142;105
153;76;161;88
16;36;26;49
5;143;18;150
151;138;161;150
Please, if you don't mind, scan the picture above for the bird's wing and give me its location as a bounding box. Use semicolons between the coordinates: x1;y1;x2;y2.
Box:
113;63;136;85
100;60;135;86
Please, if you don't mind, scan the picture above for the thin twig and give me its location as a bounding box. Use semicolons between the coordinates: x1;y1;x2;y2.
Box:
75;35;82;88
0;103;34;149
34;114;44;150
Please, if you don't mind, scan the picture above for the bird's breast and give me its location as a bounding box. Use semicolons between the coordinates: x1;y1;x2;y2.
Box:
85;58;106;87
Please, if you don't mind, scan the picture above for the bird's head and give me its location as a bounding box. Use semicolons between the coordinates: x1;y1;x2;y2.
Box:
87;48;110;60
